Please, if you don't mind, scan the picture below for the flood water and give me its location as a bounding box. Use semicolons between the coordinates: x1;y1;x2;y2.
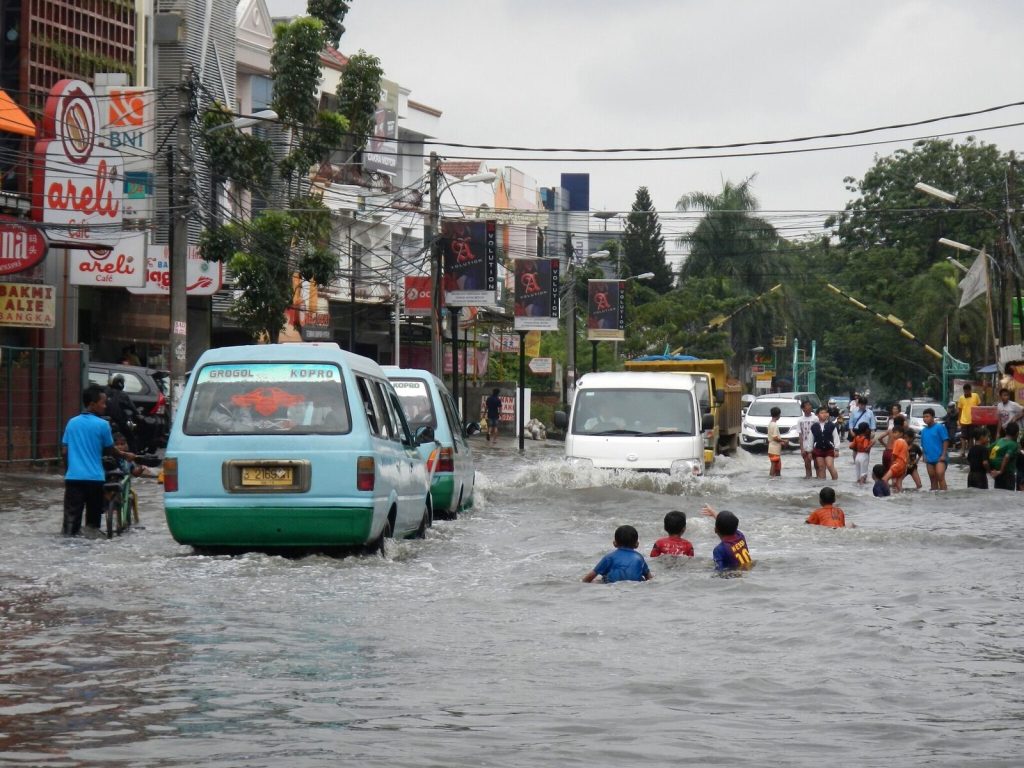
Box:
1;442;1021;767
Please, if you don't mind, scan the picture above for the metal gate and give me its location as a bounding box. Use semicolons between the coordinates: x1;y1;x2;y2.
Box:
0;346;86;465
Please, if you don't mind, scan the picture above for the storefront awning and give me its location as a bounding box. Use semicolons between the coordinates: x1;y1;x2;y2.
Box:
0;89;35;137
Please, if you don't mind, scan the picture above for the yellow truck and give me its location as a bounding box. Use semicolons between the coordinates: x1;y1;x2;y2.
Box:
623;356;742;467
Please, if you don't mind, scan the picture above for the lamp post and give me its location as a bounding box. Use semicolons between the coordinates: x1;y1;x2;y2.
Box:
916;179;1022;346
425;152;496;379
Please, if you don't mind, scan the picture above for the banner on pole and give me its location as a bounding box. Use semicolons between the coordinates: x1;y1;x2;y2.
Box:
513;258;559;331
587;279;625;341
442;219;497;306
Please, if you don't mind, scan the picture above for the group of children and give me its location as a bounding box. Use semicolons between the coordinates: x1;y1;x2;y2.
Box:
583;488;847;583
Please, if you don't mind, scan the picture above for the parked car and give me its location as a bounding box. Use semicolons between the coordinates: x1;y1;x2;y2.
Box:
906;401;948;437
87;362;169;450
384;366;478;520
740;396;804;451
774;391;821;410
163;343;433;554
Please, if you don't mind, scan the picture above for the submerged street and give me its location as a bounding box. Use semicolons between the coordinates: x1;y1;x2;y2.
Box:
1;441;1021;767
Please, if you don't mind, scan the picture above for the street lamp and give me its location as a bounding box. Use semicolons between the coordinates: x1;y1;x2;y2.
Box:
914;182;958;204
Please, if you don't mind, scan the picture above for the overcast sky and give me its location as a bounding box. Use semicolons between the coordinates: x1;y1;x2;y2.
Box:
266;0;1024;249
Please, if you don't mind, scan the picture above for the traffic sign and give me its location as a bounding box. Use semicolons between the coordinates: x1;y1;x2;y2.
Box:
528;357;553;375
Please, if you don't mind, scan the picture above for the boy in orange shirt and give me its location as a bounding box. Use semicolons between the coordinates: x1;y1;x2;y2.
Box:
882;425;909;492
806;486;846;528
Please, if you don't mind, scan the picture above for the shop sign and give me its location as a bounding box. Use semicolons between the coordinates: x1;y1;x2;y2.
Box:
128;245;223;295
528;357;553;375
0;217;48;275
489;333;520;353
0;282;56;328
68;231;147;287
404;275;432;315
33;79;124;247
96;76;155;220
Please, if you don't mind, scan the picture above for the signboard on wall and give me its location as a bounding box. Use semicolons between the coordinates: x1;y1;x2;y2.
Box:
0;217;48;275
68;231;147;287
95;76;155;220
33;79;124;248
0;282;56;328
127;244;223;295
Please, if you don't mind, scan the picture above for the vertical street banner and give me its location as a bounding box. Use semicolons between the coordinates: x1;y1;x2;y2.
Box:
513;258;560;331
587;279;625;341
403;275;432;315
442;219;497;307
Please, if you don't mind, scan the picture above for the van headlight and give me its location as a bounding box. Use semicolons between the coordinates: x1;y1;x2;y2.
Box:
566;457;593;469
671;459;702;476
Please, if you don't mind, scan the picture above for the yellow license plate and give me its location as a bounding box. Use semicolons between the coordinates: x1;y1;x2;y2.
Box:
241;466;294;486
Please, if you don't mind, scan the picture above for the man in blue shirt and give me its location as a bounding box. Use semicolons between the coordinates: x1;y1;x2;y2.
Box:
847;395;876;435
583;525;652;583
62;385;136;536
919;407;949;491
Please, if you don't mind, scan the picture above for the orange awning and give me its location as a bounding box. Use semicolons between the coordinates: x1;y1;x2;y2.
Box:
0;89;35;137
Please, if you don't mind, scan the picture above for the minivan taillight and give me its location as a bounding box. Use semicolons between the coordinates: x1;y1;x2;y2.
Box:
436;447;454;473
150;392;167;416
357;456;375;491
163;457;178;492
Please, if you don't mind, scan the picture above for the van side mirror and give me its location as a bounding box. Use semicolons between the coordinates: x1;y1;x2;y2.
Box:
714;388;725;404
465;421;481;436
702;412;715;431
414;425;436;445
554;411;568;429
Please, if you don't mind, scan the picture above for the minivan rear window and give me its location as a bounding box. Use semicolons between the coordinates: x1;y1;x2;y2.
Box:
390;378;438;430
183;362;351;435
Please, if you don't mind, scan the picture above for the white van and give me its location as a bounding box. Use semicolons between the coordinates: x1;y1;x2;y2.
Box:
554;371;712;475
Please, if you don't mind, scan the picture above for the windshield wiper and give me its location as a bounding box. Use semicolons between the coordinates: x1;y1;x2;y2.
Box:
638;430;693;436
589;428;642;436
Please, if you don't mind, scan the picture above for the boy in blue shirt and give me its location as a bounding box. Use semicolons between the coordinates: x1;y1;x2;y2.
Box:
62;385;136;536
583;525;652;583
919;407;949;491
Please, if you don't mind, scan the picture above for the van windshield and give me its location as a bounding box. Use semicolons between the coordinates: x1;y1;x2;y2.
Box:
389;378;437;430
571;388;696;436
183;363;351;435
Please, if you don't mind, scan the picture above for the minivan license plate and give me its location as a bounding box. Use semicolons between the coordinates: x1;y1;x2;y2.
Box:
241;466;294;486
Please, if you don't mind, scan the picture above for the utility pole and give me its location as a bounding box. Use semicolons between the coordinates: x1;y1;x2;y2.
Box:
564;233;576;403
169;68;193;417
426;151;442;377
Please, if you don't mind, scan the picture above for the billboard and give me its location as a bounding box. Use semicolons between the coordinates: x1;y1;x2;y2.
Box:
513;258;560;331
363;79;400;176
442;219;497;307
69;231;147;287
0;283;56;328
587;279;625;341
33;79;124;248
127;244;223;295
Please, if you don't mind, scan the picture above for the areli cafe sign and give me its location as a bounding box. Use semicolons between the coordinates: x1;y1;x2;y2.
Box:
33;79;123;248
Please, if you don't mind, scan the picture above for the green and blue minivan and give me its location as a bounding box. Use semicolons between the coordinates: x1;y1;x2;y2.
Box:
383;367;477;519
163;344;433;553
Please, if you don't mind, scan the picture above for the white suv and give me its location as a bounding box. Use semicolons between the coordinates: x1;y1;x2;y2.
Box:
741;396;804;450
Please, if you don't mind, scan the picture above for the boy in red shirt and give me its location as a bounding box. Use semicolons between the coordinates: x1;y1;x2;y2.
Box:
806;486;846;528
650;510;694;557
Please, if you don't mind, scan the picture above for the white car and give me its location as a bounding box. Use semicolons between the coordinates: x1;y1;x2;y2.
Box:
906;402;947;436
741;396;804;450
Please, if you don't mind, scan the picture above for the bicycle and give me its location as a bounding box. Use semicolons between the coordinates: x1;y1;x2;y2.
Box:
102;454;160;538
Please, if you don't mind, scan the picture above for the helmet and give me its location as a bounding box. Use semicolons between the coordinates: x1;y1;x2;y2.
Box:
827;399;836;406
110;375;125;390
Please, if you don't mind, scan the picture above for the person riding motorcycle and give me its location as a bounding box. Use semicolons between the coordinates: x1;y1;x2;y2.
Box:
105;375;141;452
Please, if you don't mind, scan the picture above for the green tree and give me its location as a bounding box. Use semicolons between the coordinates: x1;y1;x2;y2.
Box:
620;187;674;293
336;51;386;167
198;7;381;343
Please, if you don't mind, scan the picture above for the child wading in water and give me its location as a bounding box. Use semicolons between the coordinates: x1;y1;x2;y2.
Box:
701;504;753;572
850;423;873;485
806;486;847;528
650;510;694;557
767;406;783;477
583;525;653;583
872;464;891;497
882;425;909;492
966;427;990;489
